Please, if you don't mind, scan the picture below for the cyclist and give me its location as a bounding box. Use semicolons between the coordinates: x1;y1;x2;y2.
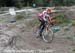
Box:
38;7;52;38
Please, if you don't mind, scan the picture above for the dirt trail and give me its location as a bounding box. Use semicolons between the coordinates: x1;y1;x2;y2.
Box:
12;25;75;53
0;22;75;53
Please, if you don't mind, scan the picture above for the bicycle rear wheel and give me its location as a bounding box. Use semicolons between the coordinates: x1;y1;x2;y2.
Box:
42;28;54;43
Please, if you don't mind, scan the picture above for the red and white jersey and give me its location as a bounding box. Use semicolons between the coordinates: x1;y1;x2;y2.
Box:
38;10;50;21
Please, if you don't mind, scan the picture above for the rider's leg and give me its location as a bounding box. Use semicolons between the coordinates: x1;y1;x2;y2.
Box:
38;20;43;30
36;19;44;38
39;21;45;37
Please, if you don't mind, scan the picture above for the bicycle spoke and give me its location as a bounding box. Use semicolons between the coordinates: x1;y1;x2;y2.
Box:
42;28;54;43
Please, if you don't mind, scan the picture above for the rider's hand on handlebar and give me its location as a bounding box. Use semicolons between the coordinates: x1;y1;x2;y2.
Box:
48;18;51;23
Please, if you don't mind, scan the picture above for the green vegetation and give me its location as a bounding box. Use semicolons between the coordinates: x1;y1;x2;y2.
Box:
71;19;75;26
16;15;24;20
33;0;44;6
55;13;65;23
73;49;75;52
0;0;75;7
15;2;24;9
55;13;71;25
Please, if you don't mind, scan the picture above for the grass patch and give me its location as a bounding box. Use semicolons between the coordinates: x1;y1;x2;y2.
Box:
73;49;75;52
16;15;24;20
55;13;65;23
71;19;75;26
54;13;71;26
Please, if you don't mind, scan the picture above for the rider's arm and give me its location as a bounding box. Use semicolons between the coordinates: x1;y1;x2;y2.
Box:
50;14;58;19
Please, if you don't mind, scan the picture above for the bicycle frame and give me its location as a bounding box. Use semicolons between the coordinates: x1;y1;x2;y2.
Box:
42;22;54;43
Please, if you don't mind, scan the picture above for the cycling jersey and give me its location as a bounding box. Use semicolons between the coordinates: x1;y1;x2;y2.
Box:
38;10;50;22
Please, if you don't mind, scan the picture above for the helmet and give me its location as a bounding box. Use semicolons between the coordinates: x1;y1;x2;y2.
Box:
46;7;51;13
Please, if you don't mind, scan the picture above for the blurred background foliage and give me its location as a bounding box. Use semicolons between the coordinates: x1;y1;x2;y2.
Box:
0;0;75;8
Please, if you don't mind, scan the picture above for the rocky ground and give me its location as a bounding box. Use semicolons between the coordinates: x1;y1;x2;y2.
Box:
0;18;75;53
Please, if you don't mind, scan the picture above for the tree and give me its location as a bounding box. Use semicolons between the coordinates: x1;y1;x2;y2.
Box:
43;0;50;6
33;0;43;6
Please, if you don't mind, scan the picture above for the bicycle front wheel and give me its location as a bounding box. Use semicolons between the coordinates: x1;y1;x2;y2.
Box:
42;28;54;43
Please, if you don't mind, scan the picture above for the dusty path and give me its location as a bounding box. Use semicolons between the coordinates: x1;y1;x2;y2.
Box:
11;25;75;53
0;19;75;53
